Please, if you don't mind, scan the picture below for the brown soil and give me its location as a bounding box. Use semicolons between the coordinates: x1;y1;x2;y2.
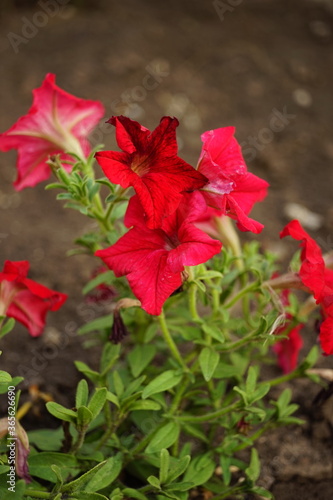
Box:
1;0;333;498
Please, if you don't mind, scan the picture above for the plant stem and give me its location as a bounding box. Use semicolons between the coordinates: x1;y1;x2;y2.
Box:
175;400;241;423
70;426;87;454
188;282;201;322
224;281;258;309
158;311;188;371
265;370;301;387
24;491;51;499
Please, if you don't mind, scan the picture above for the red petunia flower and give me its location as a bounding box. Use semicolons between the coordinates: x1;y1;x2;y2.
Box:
197;127;268;233
95;192;222;315
273;324;304;374
0;260;67;337
95;115;208;229
0;73;104;190
280;220;333;355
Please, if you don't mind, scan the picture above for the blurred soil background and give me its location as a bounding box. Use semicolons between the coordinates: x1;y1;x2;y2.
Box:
0;0;333;497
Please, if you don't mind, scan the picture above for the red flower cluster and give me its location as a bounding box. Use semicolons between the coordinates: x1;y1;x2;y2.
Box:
95;116;268;315
280;220;333;355
0;260;67;337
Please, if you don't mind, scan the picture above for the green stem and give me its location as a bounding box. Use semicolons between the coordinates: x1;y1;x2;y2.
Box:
216;326;261;352
24;491;51;499
188;282;201;322
170;376;190;415
70;426;87;454
224;281;258;309
266;370;301;387
158;311;188;371
175;400;241;423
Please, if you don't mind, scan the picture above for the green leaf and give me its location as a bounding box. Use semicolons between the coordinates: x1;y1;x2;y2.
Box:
164;482;194;492
201;323;225;343
100;344;121;374
250;486;274;498
245;448;260;482
45;182;67;190
245;366;258;394
142;370;183;399
128;344;156;378
2;479;25;498
74;361;100;385
28;428;64;451
0;318;15;338
62;461;107;493
51;464;64;486
113;371;124;398
77;406;93;428
166;455;191;483
182;424;209;444
183;454;215;487
88;388;107;420
28;452;79;482
147;475;161;489
68;493;109;500
146;422;180;454
106;391;120;408
122;488;148;500
85;454;123;492
220;455;231;486
0;370;12;385
128;400;161;411
199;347;220;382
122;375;146;399
78;314;113;334
46;402;77;424
300;345;319;370
159;448;170;484
76;379;89;407
82;271;115;295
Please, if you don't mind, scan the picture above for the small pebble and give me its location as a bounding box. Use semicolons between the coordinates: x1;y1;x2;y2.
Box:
292;88;313;108
284;202;323;230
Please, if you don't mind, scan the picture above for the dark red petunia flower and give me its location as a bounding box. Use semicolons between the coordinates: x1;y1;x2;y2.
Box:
280;220;333;355
95;192;222;315
197;127;268;233
0;260;67;337
95;115;208;229
0;74;104;190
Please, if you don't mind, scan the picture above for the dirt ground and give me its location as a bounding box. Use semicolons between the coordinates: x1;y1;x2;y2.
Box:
1;0;333;498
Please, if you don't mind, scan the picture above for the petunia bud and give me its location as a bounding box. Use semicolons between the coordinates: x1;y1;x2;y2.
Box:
110;310;129;344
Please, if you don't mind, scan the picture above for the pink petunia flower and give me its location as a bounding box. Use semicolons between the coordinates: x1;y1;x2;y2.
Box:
95;192;222;315
197;127;268;233
0;260;67;337
280;220;333;355
95;115;208;229
0;73;104;190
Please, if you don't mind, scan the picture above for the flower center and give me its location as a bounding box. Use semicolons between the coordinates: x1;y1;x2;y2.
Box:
131;154;151;177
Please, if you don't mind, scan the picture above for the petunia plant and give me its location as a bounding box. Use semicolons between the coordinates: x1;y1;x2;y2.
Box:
0;74;330;500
